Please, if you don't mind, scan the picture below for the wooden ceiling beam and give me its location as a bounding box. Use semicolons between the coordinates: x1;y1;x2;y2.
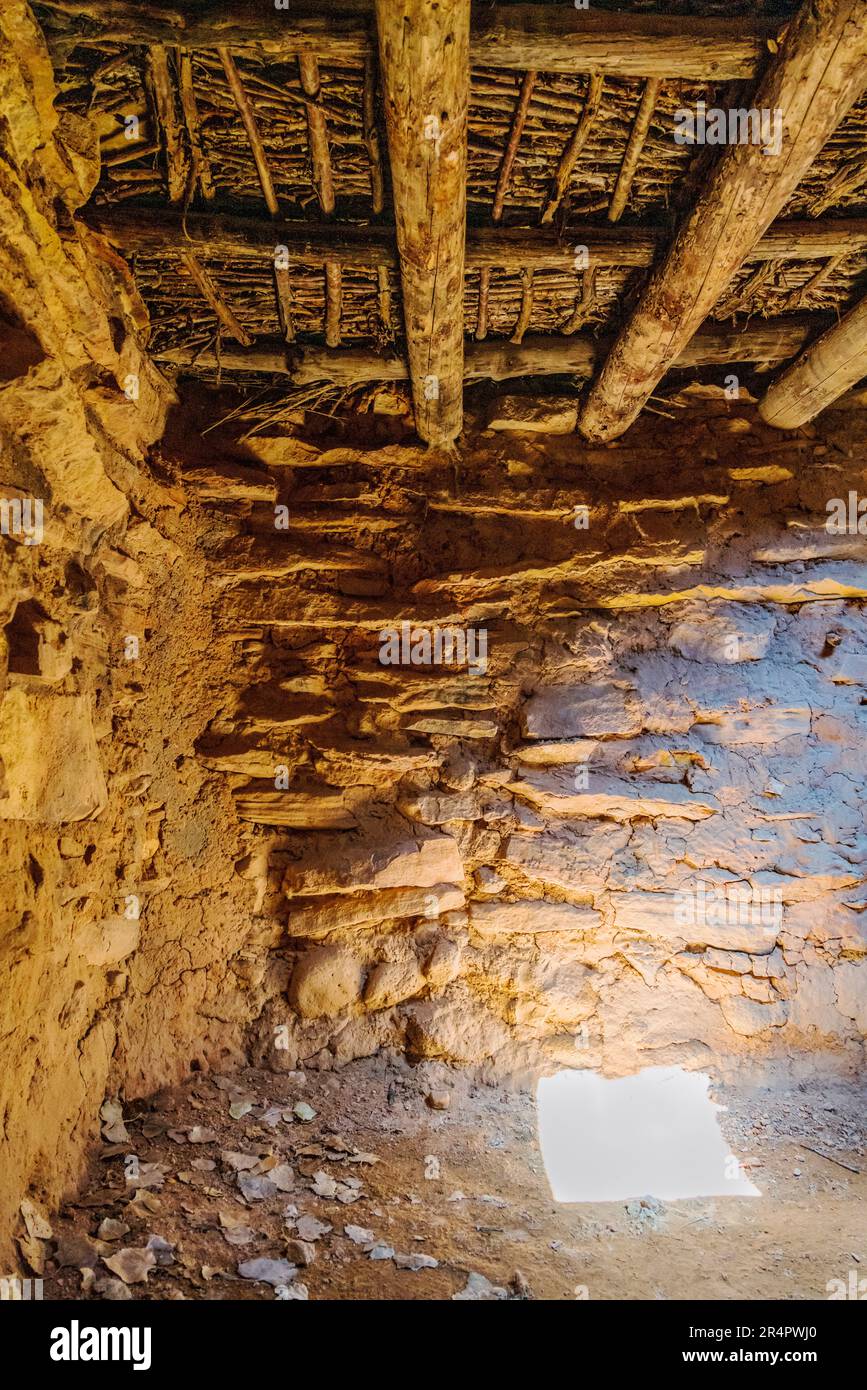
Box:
758;290;867;427
577;0;867;444
42;3;782;79
86;206;867;272
154;313;830;384
374;0;470;446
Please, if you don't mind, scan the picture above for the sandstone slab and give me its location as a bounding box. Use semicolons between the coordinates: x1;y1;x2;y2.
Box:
469;900;601;936
521;685;638;740
282;829;464;897
288;884;465;938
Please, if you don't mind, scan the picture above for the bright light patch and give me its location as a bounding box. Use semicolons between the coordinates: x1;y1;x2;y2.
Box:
537;1066;760;1202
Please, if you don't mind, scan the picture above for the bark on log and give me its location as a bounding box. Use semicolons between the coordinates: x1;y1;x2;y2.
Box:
759;291;867;428
43;3;782;79
88;206;867;272
374;0;470;446
143;44;188;203
155;314;828;384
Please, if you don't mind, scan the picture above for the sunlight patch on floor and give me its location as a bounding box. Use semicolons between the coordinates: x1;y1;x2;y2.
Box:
537;1065;761;1202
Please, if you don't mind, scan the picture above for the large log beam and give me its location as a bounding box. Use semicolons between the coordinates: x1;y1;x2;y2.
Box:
155;313;829;384
86;205;867;271
42;3;781;78
577;0;867;444
758;291;867;428
469;8;781;79
374;0;469;446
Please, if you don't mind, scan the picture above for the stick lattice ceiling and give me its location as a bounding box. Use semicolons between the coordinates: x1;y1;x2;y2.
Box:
37;0;867;444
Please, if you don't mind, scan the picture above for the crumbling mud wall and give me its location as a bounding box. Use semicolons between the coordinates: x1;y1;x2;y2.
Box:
202;400;867;1083
0;8;270;1267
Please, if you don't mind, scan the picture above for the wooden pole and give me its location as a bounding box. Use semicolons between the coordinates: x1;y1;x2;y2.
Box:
43;4;783;81
88;205;867;271
607;78;660;223
298;53;342;352
578;0;867;443
177;50;214;200
541;73;603;225
492;70;536;222
363;49;385;214
759;291;867;428
143;45;188;203
178;250;252;345
374;0;470;446
218;47;279;214
155;313;827;384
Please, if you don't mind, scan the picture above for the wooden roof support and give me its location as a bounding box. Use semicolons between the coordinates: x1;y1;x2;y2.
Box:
492;70;536;222
362;50;385;215
89;205;867;272
808;154;867;216
43;4;782;80
274;268;296;344
607;78;660;224
470;8;781;79
475;268;490;341
510;269;534;344
781;252;850;312
218;47;279;213
541;73;603;225
143;44;188;203
324;262;343;348
374;0;470;446
219;50;297;345
298;54;335;215
298;54;342;353
578;0;867;444
377;265;392;335
759;291;867;428
562;267;597;335
178;249;252;345
155;313;829;384
177;50;214;200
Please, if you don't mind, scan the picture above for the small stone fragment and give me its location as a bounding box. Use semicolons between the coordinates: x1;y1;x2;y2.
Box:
395;1252;439;1271
238;1172;278;1201
284;1239;316;1266
221;1149;261;1171
344;1224;375;1246
295;1215;332;1242
97;1218;130;1242
187;1126;218;1144
104;1246;156;1285
368;1241;395;1260
238;1258;298;1287
452;1271;509;1301
269;1163;295;1193
146;1234;175;1267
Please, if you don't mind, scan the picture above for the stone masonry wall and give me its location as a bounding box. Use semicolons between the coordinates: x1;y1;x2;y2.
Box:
187;397;867;1083
0;9;268;1268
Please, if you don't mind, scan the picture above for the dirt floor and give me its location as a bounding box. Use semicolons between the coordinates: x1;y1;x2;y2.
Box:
38;1057;866;1302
